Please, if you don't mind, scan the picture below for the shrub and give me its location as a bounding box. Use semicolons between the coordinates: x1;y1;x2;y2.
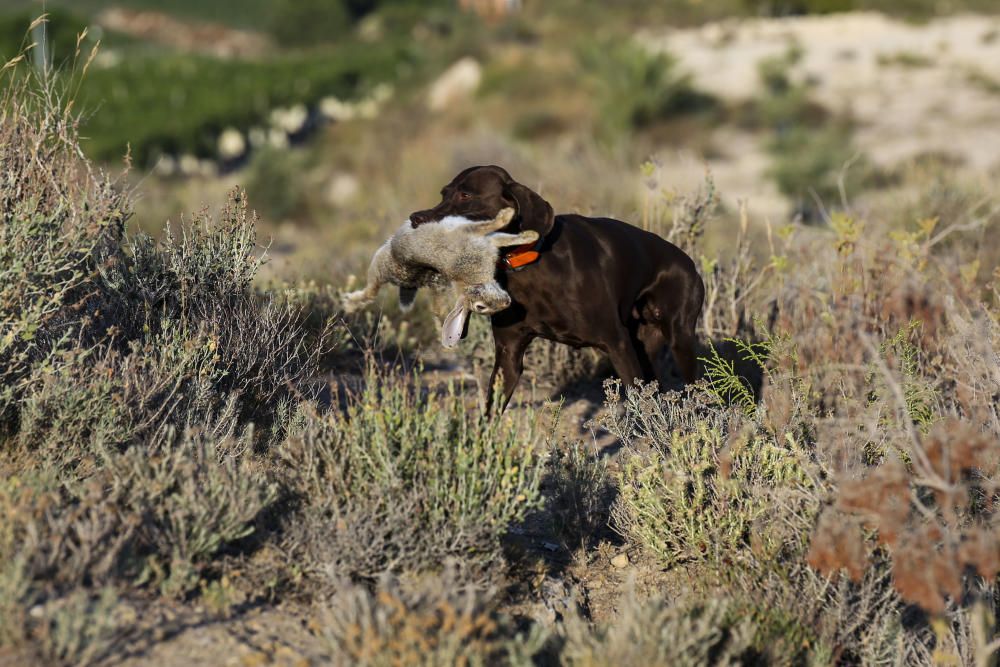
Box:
0;10;92;63
280;359;547;586
0;470;134;664
0;57;322;654
318;570;547;666
77;45;406;164
267;0;354;47
607;382;816;572
0;72;130;431
557;593;754;667
545;440;616;553
579;40;716;139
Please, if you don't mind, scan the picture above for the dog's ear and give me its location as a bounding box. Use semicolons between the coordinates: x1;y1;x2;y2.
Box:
504;182;554;239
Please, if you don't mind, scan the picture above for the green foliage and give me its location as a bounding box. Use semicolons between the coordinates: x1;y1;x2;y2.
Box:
28;586;128;667
579;40;716;139
701;339;766;416
267;0;353;47
0;9;91;62
769;125;864;218
267;0;454;46
558;594;754;667
76;44;406;164
871;320;939;432
319;571;548;665
281;360;547;584
750;48;868;219
244;147;311;222
11;0;277;29
107;427;277;596
546;440;615;552
614;419;813;570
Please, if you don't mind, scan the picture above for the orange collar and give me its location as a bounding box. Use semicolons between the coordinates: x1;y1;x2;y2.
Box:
500;239;542;271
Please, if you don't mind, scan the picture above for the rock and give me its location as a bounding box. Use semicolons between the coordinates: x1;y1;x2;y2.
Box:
371;83;394;105
325;173;360;207
218;127;246;160
270;105;308;135
611;553;629;569
355;99;379;120
153;154;177;176
247;127;268;149
267;128;289;150
427;57;482;112
178;154;201;176
319;96;356;122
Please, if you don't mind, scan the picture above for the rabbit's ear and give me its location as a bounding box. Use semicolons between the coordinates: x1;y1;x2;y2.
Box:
441;299;468;349
503;181;554;239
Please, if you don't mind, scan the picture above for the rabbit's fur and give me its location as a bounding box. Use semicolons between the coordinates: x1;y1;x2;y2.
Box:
342;207;536;317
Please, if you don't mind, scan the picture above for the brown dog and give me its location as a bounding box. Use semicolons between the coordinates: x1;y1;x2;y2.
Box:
409;165;705;411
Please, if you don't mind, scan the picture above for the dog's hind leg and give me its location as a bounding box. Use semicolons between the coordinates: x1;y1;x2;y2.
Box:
606;332;648;387
635;323;666;386
639;271;704;385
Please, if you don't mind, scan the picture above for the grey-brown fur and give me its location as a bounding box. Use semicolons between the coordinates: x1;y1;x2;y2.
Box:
342;207;536;315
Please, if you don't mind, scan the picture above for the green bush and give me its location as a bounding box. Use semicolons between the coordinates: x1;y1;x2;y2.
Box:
318;571;547;665
558;594;754;667
280;359;547;585
267;0;354;47
611;408;814;571
77;44;407;164
0;9;90;62
749;49;868;220
579;40;716;139
105;426;278;596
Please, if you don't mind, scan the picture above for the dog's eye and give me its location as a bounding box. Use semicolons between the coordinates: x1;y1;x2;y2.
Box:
458;192;472;200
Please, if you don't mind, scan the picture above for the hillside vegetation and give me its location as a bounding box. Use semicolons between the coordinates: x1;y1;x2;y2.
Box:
4;2;1000;665
4;37;1000;662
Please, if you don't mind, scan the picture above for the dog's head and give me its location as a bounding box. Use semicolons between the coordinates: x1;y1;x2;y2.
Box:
408;165;554;239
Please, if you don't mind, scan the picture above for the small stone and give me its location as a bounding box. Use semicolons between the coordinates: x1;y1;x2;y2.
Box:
218;127;246;160
427;57;482;111
611;553;629;569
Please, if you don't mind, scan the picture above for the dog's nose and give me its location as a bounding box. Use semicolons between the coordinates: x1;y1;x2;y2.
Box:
409;210;433;227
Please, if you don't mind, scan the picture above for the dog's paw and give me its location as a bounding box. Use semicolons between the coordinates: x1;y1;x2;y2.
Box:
522;230;539;242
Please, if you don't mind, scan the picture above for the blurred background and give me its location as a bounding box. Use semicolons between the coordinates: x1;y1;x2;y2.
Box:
3;0;999;287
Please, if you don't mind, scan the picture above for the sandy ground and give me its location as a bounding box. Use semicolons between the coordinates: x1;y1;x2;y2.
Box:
639;11;1000;221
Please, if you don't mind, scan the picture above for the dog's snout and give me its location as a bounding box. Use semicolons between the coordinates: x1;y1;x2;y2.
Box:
409;210;434;227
